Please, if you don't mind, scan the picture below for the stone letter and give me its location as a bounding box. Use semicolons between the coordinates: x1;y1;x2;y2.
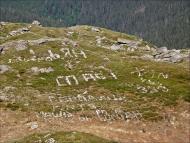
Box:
60;48;73;58
82;73;96;82
94;72;106;80
110;72;117;79
72;49;87;59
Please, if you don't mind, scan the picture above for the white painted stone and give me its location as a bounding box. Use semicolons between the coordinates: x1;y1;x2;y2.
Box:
72;49;87;59
48;50;60;59
56;75;79;86
29;49;35;55
45;138;56;143
60;48;73;58
110;72;118;79
94;72;106;80
82;73;96;82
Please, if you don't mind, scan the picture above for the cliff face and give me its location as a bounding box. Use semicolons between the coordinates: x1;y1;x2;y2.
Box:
0;22;189;143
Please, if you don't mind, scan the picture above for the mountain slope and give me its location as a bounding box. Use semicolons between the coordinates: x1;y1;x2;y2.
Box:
0;22;189;143
0;0;190;49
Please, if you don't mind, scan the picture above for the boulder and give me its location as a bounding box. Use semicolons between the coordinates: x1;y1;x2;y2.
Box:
15;40;28;51
91;27;100;32
31;67;54;74
0;65;11;74
170;54;183;63
110;44;124;51
32;20;41;26
0;40;28;52
28;38;62;46
0;22;7;26
117;38;140;49
28;38;49;45
157;47;168;54
117;38;132;45
9;27;29;36
141;54;154;60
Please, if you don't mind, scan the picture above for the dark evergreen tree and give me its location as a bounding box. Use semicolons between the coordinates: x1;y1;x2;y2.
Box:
0;0;189;49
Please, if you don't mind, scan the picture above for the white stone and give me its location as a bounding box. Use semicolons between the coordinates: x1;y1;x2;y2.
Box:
157;47;168;54
82;73;96;82
0;65;11;74
91;27;100;32
26;122;38;130
32;20;41;26
56;75;79;86
29;49;35;55
72;49;87;58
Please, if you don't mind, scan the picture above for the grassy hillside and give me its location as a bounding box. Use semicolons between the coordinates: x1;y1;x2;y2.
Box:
0;0;190;49
0;22;189;143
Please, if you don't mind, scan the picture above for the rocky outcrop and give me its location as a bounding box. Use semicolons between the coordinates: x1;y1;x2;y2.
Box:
9;27;29;36
140;47;189;63
117;38;140;48
153;47;188;63
117;38;153;52
0;40;28;52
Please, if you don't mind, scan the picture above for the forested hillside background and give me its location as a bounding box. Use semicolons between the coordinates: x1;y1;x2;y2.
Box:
0;0;189;49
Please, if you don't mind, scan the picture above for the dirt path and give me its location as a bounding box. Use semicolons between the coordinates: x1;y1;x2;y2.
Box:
1;102;190;143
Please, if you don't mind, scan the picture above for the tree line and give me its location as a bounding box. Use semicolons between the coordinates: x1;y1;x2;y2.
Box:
0;0;189;49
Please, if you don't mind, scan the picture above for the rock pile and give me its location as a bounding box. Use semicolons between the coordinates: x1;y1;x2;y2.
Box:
141;47;189;63
117;38;150;52
153;47;188;63
9;27;29;36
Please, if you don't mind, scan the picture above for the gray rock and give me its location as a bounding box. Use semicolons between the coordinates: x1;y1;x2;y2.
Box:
110;44;124;51
91;27;100;32
170;54;183;63
171;49;180;54
15;40;28;51
117;38;132;44
32;20;41;26
0;40;28;52
28;38;62;46
157;47;168;54
0;22;7;26
142;45;151;51
31;67;54;74
0;65;11;74
28;38;48;45
117;38;140;49
141;54;154;60
0;95;8;101
9;27;29;36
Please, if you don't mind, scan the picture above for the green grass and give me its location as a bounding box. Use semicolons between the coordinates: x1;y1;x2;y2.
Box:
8;131;117;143
0;23;189;121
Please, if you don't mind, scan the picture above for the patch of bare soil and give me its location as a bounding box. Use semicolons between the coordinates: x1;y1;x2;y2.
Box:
0;101;190;143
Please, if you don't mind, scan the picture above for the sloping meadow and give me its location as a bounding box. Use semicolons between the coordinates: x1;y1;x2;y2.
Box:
0;22;189;124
